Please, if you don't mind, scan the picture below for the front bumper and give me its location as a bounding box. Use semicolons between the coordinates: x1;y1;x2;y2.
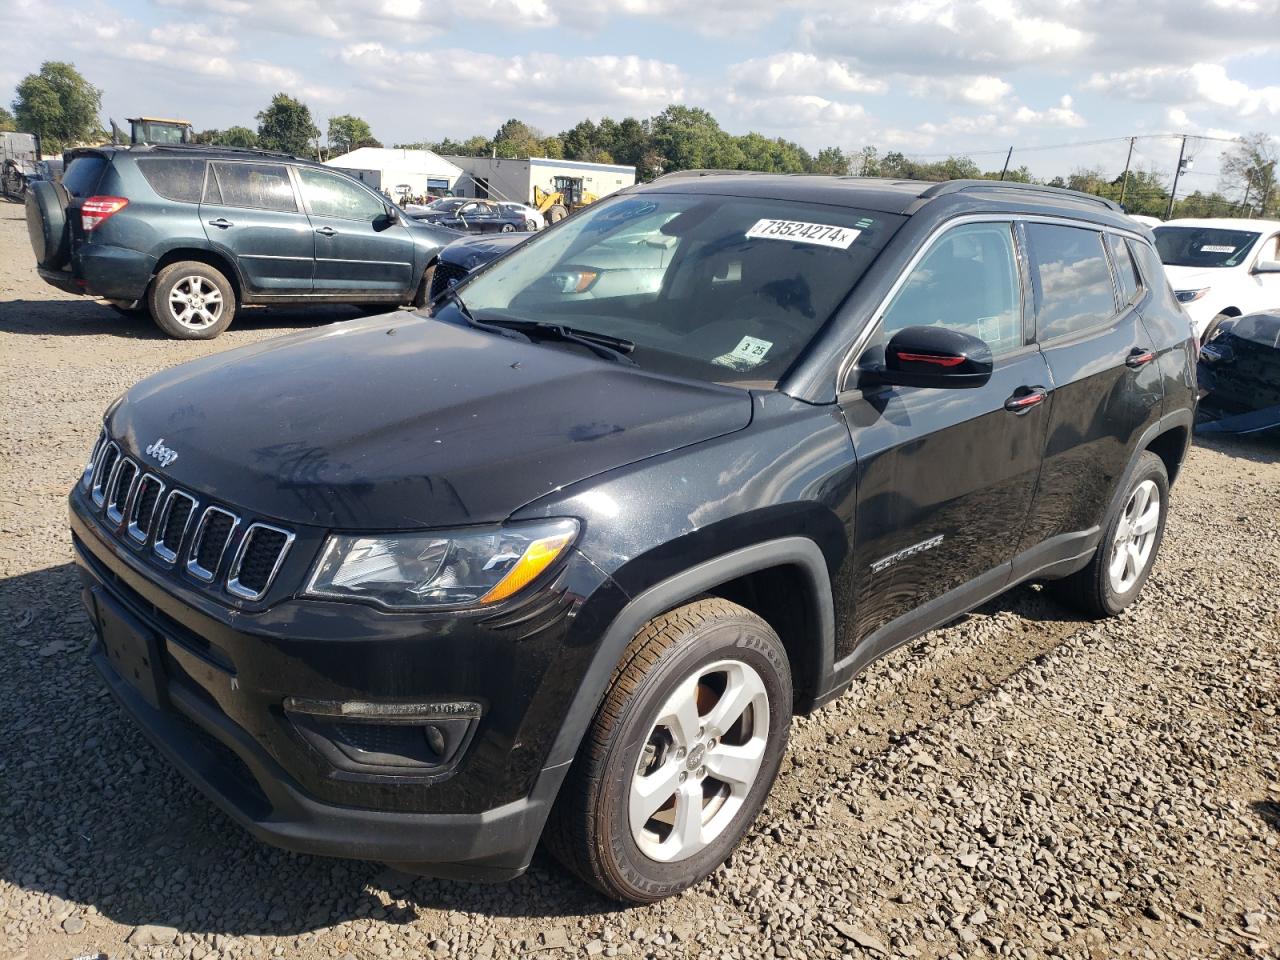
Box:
71;487;622;879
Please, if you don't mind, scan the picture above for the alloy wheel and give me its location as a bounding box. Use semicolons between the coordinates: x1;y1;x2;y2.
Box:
629;658;770;863
1109;478;1160;594
168;275;224;330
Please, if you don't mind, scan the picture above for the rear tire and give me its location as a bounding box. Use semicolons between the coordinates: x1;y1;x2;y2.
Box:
148;261;236;339
1053;451;1169;618
545;598;791;903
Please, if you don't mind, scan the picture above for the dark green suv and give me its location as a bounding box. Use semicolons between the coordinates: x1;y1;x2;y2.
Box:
26;145;458;339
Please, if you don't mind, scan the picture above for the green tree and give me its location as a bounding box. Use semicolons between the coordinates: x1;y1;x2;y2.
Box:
1221;132;1278;218
217;126;259;148
811;146;850;176
650;105;726;172
11;61;103;151
327;114;376;155
0;107;14;132
256;93;320;157
492;118;543;158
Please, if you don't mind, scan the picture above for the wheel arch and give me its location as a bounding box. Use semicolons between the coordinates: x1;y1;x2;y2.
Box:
543;537;834;772
152;247;244;302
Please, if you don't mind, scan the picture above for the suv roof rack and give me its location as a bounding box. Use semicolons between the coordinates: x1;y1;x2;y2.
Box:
917;179;1123;213
650;169;774;182
132;142;303;161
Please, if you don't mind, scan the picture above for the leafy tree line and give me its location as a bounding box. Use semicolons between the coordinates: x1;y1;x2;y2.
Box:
7;61;1275;219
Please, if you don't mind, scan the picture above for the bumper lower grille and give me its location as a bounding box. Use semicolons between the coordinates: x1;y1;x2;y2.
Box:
430;261;470;301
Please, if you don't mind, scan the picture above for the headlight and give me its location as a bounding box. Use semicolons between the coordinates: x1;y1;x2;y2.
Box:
1175;287;1210;303
305;519;579;610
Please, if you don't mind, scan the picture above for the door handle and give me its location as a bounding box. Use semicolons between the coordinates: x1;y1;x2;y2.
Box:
1004;386;1047;414
207;218;233;228
315;226;337;237
1125;348;1156;369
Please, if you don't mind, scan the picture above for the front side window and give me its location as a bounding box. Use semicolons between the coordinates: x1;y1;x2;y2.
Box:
1153;226;1260;268
451;192;905;387
210;162;297;213
298;168;385;221
1026;223;1118;341
879;222;1024;358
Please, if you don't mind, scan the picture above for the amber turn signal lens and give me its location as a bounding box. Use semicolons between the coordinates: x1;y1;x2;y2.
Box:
480;530;576;604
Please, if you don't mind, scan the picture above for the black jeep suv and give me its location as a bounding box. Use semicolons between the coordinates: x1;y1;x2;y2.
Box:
26;145;457;339
70;175;1195;902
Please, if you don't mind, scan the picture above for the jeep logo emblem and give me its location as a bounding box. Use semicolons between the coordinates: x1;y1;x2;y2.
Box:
145;438;179;469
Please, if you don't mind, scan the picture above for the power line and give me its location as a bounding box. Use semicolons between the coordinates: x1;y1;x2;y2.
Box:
898;131;1240;161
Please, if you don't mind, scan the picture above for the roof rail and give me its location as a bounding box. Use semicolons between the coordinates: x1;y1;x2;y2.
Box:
649;169;773;182
917;179;1123;213
138;142;302;161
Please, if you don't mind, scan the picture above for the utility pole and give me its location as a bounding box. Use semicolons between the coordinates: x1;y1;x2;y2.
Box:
1118;136;1136;208
999;146;1013;181
1166;135;1188;220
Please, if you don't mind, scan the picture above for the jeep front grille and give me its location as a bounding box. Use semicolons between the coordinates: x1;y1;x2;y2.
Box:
85;436;297;602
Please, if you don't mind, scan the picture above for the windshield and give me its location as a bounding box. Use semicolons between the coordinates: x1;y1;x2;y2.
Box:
430;198;466;213
1153;226;1260;268
447;191;903;387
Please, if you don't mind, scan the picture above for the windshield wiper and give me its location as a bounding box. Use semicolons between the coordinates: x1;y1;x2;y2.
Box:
480;318;638;365
432;287;531;343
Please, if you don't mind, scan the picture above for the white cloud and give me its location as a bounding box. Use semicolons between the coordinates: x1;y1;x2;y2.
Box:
1012;94;1086;127
905;74;1014;106
339;43;685;123
1086;63;1280;120
726;53;886;96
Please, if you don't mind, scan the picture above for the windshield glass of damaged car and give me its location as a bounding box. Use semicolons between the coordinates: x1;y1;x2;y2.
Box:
444;193;901;387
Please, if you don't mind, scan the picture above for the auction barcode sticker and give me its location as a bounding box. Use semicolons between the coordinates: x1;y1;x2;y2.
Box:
746;219;861;249
1200;244;1236;253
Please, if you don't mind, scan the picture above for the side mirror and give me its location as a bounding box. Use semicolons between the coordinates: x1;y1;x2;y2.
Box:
878;325;993;390
384;205;400;223
1252;259;1280;275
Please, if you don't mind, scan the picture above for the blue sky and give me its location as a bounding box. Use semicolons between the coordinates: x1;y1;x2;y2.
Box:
4;0;1277;191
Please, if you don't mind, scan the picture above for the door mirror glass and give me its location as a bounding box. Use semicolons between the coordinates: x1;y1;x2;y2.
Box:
880;325;993;389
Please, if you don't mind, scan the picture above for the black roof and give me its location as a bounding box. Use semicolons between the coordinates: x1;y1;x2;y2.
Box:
639;171;1128;224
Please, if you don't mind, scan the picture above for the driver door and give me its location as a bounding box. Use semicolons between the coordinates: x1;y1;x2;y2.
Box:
839;220;1053;644
295;167;416;294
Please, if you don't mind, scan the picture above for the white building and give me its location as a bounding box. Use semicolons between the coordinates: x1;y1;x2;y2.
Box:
323;147;463;196
444;156;636;206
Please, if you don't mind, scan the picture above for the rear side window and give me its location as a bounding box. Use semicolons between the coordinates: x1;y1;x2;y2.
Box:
1026;223;1117;341
62;155;107;198
137;158;206;203
210;162;297;212
1106;233;1142;305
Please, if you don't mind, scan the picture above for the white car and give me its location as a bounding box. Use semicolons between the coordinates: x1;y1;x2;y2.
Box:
1153;218;1280;341
1128;214;1162;228
497;202;545;231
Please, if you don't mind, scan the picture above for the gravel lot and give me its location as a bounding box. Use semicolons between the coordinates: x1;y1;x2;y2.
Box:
1;199;1277;960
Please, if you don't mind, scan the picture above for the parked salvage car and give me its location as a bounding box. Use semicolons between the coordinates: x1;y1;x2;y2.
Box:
25;144;458;339
71;176;1195;903
429;232;528;301
1196;310;1280;435
497;201;545;231
1153;218;1280;342
410;197;528;234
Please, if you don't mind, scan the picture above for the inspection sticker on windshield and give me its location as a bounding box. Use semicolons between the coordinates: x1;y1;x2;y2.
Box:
713;336;773;371
746;218;860;249
1200;244;1236;253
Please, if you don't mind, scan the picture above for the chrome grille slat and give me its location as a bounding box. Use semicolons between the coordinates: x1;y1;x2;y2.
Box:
153;490;198;564
126;474;165;544
186;506;240;582
227;523;296;600
105;458;138;526
81;428;107;491
91;441;120;508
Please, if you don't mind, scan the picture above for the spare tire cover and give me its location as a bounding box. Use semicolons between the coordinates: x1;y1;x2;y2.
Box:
25;180;71;270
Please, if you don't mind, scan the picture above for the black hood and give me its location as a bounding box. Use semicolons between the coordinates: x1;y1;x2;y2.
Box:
439;232;527;270
106;314;753;530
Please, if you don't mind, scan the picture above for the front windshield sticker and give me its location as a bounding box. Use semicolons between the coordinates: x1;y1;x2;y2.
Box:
1199;245;1236;254
745;219;861;249
713;335;773;371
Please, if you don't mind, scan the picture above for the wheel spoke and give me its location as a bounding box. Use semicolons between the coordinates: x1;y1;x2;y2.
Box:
705;664;766;736
672;781;703;854
704;740;765;788
630;757;682;827
1132;503;1159;536
655;675;702;748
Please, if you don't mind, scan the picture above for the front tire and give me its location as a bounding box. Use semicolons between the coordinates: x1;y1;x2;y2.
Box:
545;598;791;903
148;261;235;339
1200;312;1233;344
1055;451;1169;618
